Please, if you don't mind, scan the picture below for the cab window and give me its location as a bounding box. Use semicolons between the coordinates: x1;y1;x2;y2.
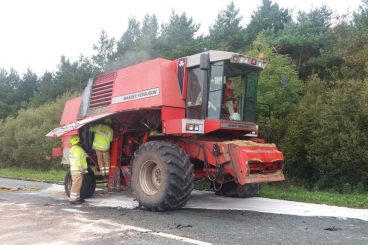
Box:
186;68;204;119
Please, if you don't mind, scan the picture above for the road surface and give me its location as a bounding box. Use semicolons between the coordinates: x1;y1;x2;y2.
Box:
0;177;367;244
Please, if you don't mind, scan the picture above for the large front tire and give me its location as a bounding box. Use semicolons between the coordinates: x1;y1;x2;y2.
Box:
131;141;194;211
64;167;96;199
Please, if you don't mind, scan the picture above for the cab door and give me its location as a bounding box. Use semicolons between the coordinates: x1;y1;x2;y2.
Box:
243;71;258;122
186;67;205;119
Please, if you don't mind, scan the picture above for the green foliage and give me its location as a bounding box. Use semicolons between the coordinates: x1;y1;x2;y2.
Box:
0;94;74;170
335;24;368;80
113;15;161;67
275;6;334;80
353;0;368;28
245;0;291;47
0;68;39;119
356;182;366;194
105;15;161;71
158;11;203;59
30;56;95;107
92;29;116;73
249;33;302;116
208;2;246;51
342;183;352;194
0;68;19;118
281;77;368;191
246;33;302;143
117;18;142;56
138;15;159;57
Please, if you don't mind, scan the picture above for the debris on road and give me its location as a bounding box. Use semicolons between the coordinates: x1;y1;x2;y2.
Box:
0;185;40;192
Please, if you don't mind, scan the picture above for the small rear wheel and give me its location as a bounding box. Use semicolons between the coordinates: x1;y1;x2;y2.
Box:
215;181;259;198
131;141;194;211
64;167;96;199
64;170;72;197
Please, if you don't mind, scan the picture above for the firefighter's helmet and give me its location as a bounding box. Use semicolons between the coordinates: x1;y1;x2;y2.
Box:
104;118;112;124
69;135;80;145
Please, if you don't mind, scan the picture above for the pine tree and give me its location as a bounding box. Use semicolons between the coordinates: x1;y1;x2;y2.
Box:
208;2;245;51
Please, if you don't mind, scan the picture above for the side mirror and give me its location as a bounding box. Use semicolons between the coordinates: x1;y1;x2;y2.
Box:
200;53;210;70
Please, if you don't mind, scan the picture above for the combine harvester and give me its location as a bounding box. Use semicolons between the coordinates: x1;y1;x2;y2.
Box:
47;50;284;211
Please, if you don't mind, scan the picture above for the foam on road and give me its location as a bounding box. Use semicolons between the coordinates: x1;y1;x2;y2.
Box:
83;190;368;221
1;178;367;222
188;190;368;221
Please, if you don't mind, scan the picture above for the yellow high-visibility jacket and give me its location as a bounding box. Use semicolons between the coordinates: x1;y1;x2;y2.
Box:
69;145;88;173
91;124;113;151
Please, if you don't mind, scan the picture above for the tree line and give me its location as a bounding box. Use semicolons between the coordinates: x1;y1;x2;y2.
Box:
0;0;368;193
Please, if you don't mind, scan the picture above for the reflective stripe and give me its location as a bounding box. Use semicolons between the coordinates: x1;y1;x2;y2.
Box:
70;192;80;201
101;167;110;175
93;143;110;151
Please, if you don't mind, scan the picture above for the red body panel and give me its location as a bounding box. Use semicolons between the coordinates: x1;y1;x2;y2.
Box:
163;118;258;135
108;129;123;189
162;119;184;135
161;106;185;121
204;120;258;134
109;59;184;113
60;97;82;125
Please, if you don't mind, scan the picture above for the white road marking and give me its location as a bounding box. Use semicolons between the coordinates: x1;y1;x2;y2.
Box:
74;215;212;245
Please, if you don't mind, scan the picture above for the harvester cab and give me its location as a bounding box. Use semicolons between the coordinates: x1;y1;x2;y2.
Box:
185;52;265;127
166;51;267;137
47;50;284;211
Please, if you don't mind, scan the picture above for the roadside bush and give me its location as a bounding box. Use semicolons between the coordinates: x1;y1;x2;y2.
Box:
249;33;303;144
250;33;303;118
281;77;368;192
0;93;75;170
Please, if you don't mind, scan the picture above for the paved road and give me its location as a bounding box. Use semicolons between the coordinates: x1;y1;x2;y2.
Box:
0;177;367;245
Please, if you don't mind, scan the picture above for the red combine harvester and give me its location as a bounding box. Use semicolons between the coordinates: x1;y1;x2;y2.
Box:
47;50;284;211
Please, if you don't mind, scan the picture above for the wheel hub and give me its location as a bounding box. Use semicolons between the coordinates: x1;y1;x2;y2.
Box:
139;160;162;195
152;165;161;189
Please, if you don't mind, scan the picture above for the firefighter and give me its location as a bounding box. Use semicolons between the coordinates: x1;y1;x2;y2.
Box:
69;135;88;204
223;79;240;120
90;118;113;178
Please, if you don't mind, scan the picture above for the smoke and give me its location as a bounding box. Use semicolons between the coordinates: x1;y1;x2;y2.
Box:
104;50;152;72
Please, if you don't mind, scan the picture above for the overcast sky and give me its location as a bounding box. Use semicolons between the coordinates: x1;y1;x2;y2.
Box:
0;0;363;76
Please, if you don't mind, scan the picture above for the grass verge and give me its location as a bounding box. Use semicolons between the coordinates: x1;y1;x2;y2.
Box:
195;181;368;209
259;183;368;209
0;168;65;182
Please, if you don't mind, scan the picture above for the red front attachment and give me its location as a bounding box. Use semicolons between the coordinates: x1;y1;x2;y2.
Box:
181;139;285;185
227;143;284;185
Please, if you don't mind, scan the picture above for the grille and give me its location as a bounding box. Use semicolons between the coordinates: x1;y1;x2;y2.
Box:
248;160;283;174
89;72;116;109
